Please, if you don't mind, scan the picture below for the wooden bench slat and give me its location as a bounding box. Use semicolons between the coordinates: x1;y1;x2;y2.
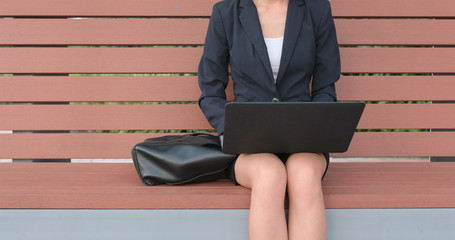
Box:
336;19;455;46
0;104;210;130
0;0;218;17
323;186;455;194
357;104;455;129
337;76;455;101
0;184;249;195
340;48;455;74
2;19;455;46
327;162;455;169
4;185;455;195
331;0;455;18
0;76;213;102
1;104;455;130
1;76;454;102
2;161;452;172
324;179;455;187
4;172;455;185
324;193;455;209
340;132;455;157
1;188;453;209
0;0;453;17
1;132;455;159
325;172;455;179
1;162;455;209
7;162;455;184
328;166;455;173
0;19;209;46
0;47;201;74
1;48;455;74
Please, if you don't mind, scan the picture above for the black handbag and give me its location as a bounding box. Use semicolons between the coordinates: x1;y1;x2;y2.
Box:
131;133;237;186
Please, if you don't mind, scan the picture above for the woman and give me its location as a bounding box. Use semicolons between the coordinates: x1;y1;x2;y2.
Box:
198;0;340;239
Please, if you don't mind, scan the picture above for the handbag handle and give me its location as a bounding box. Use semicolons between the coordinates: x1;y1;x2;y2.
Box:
144;133;221;148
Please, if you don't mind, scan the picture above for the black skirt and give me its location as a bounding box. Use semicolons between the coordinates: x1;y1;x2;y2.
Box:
227;153;330;185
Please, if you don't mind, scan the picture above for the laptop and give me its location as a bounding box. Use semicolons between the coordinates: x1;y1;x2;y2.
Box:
222;102;365;154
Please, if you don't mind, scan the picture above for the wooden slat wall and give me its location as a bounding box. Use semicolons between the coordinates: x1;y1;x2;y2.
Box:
1;0;454;160
1;48;455;73
1;104;455;130
1;76;454;102
2;19;455;46
1;162;455;209
2;132;455;159
0;0;454;18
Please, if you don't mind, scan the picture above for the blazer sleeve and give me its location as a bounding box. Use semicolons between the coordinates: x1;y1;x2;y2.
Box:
198;4;230;135
311;1;341;102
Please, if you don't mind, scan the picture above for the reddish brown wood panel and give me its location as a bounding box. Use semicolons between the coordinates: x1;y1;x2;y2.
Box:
357;104;455;129
0;104;455;131
0;104;211;130
0;47;201;74
1;162;455;209
2;19;455;46
335;19;455;46
1;132;455;159
327;162;455;173
0;133;156;159
0;0;454;17
325;172;455;180
339;48;455;74
1;47;455;74
1;103;455;130
336;76;455;102
1;75;454;102
331;0;455;18
0;103;446;130
0;0;218;17
0;76;236;102
0;19;209;46
334;132;455;158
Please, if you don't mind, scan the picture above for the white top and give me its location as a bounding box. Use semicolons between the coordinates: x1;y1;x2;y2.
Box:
264;37;284;83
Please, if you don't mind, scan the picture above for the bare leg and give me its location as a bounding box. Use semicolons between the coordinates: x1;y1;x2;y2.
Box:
235;153;288;240
286;153;327;240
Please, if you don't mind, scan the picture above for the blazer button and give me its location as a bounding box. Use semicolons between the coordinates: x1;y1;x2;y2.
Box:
272;98;280;102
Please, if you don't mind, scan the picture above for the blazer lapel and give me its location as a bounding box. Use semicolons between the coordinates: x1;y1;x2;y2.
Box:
276;0;305;83
239;0;274;83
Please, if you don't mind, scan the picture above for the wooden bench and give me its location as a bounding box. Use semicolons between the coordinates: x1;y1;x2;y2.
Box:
1;0;455;239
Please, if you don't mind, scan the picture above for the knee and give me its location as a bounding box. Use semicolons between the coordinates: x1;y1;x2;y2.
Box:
251;154;287;194
286;153;326;195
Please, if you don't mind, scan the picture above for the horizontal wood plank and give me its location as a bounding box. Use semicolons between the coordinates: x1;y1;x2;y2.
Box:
336;76;455;102
0;47;202;74
340;48;455;74
1;162;455;209
1;132;455;159
0;104;211;130
335;19;455;46
0;76;225;102
1;104;454;130
5;170;455;184
1;75;454;102
0;0;454;17
327;162;455;172
1;47;455;74
0;19;209;46
331;0;455;18
2;19;455;46
0;0;218;17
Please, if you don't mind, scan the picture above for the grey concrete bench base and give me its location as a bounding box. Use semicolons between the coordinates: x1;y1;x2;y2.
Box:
1;209;454;240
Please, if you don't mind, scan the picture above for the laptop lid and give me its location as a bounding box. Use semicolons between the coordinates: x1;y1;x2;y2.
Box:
222;102;365;154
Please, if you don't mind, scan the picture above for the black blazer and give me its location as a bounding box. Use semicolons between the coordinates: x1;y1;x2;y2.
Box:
198;0;340;134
